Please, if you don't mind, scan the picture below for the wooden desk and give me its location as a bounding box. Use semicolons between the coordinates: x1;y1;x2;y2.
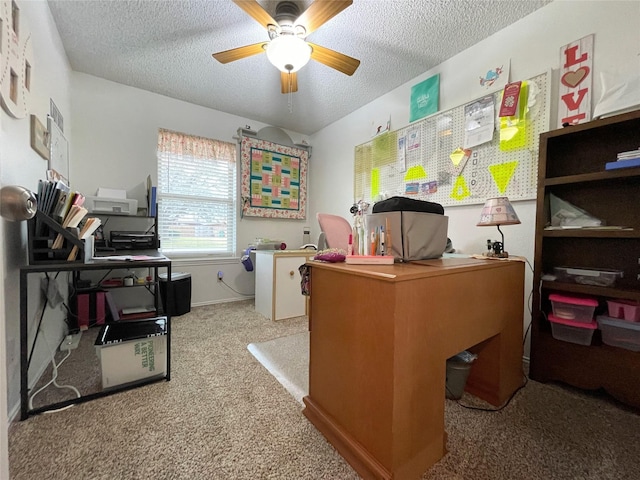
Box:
302;257;524;480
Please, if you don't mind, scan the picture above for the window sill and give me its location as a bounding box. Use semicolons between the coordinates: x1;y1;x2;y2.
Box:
160;254;240;267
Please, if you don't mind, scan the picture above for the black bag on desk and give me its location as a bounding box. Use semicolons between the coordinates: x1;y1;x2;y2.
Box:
372;196;444;215
368;197;447;261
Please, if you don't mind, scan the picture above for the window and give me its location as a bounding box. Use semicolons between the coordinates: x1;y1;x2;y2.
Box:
157;129;237;256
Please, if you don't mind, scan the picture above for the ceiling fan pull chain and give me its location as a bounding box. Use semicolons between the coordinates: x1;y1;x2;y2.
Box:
288;72;293;113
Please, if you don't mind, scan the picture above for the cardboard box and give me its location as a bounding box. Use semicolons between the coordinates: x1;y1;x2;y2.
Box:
95;318;167;389
366;211;448;261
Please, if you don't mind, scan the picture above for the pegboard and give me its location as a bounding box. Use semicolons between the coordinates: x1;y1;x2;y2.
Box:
354;71;550;207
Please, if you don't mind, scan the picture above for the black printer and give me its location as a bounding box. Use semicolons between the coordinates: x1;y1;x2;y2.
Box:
109;231;157;250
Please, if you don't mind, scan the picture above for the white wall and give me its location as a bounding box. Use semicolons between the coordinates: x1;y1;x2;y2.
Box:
307;0;640;358
70;74;311;305
0;0;72;463
0;127;8;480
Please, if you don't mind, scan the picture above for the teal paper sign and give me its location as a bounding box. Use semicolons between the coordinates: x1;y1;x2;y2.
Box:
410;74;439;122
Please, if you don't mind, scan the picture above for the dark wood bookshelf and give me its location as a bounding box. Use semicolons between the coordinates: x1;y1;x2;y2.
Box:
529;109;640;408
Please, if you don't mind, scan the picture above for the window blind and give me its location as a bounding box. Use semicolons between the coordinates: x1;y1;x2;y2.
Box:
157;129;236;256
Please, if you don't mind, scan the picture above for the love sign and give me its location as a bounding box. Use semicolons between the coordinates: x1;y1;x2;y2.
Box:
557;34;594;128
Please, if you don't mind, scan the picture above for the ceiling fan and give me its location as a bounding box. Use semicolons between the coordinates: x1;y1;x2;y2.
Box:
212;0;360;94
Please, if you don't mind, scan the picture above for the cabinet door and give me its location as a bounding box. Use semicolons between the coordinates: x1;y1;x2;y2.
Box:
274;256;308;320
254;253;274;319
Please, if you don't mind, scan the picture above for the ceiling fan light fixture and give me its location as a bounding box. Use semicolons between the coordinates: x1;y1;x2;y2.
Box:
266;35;311;73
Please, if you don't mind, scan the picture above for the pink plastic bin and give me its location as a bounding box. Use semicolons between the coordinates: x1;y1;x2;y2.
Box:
606;300;640;322
549;294;598;323
548;314;597;345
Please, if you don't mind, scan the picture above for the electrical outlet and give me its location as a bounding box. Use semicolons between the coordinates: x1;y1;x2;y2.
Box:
217;271;224;280
60;332;82;351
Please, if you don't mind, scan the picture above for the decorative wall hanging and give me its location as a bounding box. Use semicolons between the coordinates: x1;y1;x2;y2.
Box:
240;135;308;219
557;34;593;128
0;0;34;118
410;74;439;123
48;115;69;184
29;114;48;160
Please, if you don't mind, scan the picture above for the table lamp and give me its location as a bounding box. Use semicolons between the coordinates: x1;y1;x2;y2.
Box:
477;197;520;258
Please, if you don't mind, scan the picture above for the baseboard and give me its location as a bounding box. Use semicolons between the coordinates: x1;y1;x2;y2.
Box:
191;297;254;308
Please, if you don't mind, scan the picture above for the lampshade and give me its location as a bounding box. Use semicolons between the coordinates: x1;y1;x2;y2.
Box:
265;35;312;73
477;197;521;226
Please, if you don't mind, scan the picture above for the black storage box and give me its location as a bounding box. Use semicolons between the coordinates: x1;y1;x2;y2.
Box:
372;196;444;215
158;272;191;316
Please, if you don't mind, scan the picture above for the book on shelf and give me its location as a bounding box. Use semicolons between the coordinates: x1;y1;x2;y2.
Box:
616;147;640;160
51;205;90;250
51;181;70;221
605;157;640;170
146;175;157;217
119;311;158;321
105;291;120;322
76;293;90;330
96;291;106;326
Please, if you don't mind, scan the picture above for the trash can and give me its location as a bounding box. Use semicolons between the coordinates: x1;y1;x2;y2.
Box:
445;350;478;399
158;272;192;316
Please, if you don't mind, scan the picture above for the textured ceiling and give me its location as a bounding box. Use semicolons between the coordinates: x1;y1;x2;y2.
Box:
47;0;552;135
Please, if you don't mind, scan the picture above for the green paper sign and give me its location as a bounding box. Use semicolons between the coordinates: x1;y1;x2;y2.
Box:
410;74;439;122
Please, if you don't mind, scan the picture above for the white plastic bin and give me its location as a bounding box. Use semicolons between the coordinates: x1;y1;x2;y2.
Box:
597;315;640;351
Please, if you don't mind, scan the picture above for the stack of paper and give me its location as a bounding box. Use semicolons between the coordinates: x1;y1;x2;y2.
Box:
549;194;602;227
605;147;640;170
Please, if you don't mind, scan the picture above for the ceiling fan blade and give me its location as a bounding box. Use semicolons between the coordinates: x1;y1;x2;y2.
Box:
308;42;360;76
233;0;279;29
281;72;298;94
295;0;352;36
212;42;267;64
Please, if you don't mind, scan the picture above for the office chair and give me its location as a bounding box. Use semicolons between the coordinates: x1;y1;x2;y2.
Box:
316;213;352;252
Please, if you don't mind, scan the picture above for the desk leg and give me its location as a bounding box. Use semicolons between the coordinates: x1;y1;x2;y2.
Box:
20;270;29;420
466;322;524;406
165;264;171;381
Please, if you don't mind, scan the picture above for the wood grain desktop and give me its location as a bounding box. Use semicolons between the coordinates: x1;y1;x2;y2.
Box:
303;257;525;479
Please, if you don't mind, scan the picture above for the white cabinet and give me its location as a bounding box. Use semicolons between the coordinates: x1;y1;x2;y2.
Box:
255;250;313;321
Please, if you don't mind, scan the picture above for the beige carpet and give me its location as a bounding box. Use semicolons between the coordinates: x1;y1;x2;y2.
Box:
9;300;640;479
248;331;309;405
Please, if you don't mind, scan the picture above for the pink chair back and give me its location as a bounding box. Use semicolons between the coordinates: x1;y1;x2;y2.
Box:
317;213;352;251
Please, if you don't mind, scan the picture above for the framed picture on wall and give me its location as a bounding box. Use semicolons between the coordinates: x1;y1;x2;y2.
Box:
30;115;49;160
47;114;69;184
